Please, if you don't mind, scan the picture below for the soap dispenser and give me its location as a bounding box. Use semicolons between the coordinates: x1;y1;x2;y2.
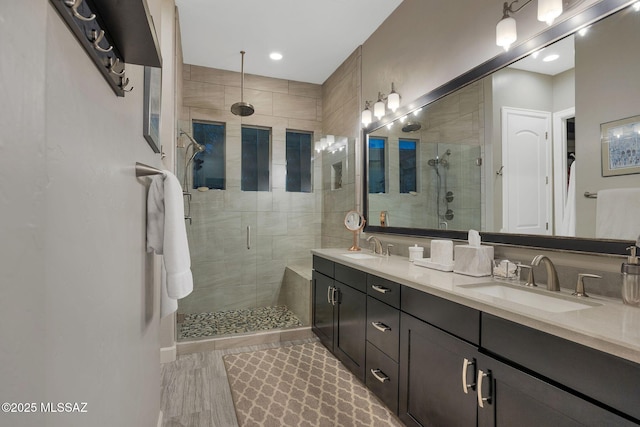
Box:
621;237;640;307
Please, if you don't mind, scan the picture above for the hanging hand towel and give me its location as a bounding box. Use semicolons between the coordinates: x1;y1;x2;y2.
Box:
147;171;193;317
596;188;640;240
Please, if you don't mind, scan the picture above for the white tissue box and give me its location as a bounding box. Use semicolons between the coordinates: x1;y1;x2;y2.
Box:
453;245;494;277
430;240;454;265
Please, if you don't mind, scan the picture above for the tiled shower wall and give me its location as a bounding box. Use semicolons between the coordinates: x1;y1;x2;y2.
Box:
321;48;362;249
177;64;323;315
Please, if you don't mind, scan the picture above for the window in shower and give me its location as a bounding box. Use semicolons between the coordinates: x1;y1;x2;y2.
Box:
285;130;312;193
399;139;418;193
369;137;387;193
192;121;225;189
241;126;271;191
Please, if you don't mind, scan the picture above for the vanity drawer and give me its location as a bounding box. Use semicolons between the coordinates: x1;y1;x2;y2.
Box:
367;275;401;308
482;313;640;421
335;263;367;292
366;342;399;414
401;286;480;345
313;256;334;278
367;296;400;361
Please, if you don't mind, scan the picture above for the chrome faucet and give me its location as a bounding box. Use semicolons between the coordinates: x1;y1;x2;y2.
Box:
366;235;383;255
531;255;560;291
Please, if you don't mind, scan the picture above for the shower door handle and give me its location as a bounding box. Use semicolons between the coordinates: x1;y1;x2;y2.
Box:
246;226;251;249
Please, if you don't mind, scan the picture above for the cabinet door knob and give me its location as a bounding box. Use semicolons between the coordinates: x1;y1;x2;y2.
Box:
371;284;390;294
370;369;390;383
462;358;476;394
371;321;391;332
477;369;492;408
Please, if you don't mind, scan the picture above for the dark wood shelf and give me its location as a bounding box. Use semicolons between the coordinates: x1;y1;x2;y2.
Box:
90;0;162;68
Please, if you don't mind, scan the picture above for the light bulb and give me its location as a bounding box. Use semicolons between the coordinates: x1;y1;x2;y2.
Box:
496;16;517;51
374;98;386;119
387;83;400;112
538;0;562;25
361;108;372;126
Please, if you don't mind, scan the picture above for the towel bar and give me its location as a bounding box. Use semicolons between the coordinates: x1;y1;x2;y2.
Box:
584;192;598;199
135;162;164;177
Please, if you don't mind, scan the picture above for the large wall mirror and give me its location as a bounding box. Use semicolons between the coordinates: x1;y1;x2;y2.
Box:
364;0;639;254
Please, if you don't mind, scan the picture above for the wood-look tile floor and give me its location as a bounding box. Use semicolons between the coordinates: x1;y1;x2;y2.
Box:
160;338;318;427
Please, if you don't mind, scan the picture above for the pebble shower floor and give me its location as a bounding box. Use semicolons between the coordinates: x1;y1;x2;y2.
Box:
178;306;303;339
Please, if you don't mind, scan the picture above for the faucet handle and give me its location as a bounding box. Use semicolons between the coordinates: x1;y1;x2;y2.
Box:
573;273;601;297
518;264;537;287
385;244;394;257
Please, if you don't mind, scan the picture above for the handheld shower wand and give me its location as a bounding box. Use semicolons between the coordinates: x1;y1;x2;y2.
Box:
179;130;206;191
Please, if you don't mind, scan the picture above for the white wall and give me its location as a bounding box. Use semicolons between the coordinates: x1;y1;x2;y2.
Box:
0;2;47;426
1;1;170;426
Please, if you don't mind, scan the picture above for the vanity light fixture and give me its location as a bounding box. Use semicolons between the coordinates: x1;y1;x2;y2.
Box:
361;101;373;126
361;82;402;126
496;0;563;51
315;135;347;153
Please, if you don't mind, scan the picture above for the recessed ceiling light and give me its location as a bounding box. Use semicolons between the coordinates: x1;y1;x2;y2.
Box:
270;52;283;61
543;54;560;62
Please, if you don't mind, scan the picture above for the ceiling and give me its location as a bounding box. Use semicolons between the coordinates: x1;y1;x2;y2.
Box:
509;34;575;76
175;0;403;85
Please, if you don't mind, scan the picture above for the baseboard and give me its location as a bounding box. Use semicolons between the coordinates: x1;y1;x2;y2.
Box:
160;345;176;363
157;410;163;427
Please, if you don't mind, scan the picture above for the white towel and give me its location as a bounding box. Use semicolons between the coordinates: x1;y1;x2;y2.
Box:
558;161;576;237
596;188;640;240
147;171;193;317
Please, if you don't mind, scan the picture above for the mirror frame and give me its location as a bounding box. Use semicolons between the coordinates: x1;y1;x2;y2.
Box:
363;0;635;255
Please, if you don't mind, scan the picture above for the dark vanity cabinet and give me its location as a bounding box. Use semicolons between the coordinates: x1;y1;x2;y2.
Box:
312;256;367;381
365;275;401;413
398;287;638;427
478;314;640;427
399;287;481;426
312;256;640;426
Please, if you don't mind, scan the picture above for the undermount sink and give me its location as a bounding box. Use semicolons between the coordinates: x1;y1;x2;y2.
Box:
459;282;601;313
341;253;379;260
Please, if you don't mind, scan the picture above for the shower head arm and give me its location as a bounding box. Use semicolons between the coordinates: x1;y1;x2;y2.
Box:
180;130;205;153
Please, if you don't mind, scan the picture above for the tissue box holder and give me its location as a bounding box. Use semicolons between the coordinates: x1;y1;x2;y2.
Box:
454;245;494;277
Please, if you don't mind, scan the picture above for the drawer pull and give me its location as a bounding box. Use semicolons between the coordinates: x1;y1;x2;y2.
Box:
370;369;390;383
371;321;391;332
461;358;476;394
477;369;492;408
327;285;332;304
371;284;391;294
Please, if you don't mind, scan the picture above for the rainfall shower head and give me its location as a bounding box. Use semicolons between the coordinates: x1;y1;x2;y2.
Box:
231;51;255;117
402;121;422;132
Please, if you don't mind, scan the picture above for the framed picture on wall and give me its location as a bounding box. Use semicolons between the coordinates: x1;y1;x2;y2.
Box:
143;66;162;153
601;115;640;177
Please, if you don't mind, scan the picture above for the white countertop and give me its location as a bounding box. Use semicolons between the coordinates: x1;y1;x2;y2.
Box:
312;248;640;364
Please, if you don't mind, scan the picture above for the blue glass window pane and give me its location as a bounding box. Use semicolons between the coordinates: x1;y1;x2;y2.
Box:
399;139;417;193
286;131;312;193
192;122;225;190
242;127;271;191
369;137;386;193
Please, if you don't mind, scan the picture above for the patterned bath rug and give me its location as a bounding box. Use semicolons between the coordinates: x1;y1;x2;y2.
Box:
223;341;403;427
